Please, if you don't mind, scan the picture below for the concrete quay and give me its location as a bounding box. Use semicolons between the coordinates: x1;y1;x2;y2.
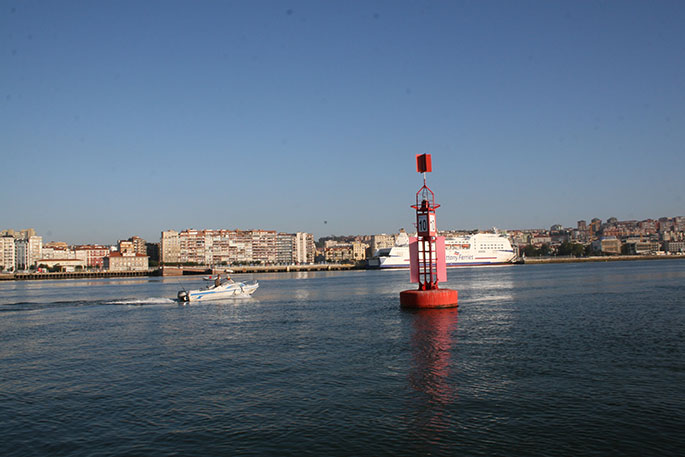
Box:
2;270;153;281
0;264;359;281
523;254;685;264
160;264;358;276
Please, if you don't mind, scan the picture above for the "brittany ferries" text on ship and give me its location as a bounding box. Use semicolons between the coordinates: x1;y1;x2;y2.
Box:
368;230;517;268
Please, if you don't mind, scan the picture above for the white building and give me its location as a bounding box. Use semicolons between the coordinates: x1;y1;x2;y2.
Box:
41;246;76;260
161;228;315;265
28;236;42;267
295;232;315;264
1;236;15;271
35;258;86;272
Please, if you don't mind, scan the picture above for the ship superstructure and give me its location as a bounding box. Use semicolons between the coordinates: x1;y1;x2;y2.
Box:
369;231;516;268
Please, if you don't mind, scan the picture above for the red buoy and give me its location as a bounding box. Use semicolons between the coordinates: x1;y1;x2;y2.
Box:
399;154;458;309
400;288;459;309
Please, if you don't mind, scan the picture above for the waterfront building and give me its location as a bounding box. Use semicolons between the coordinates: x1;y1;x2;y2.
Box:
370;233;397;257
73;245;110;269
662;230;685;242
146;242;160;263
252;230;277;265
598;238;622;255
530;233;552;246
104;252;149;271
1;236;16;271
232;230;254;264
352;241;368;261
177;229;206;264
276;233;295;264
128;236;147;255
1;231;42;271
41;245;76;260
15;239;28;270
118;240;135;255
324;244;354;263
14;236;41;270
295;232;315;264
35;258;86;272
625;241;660;255
28;236;42;267
160;230;181;264
664;241;685;253
206;231;229;265
161;228;315;266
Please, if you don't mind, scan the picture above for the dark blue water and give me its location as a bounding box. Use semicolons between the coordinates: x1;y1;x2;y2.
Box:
1;261;684;456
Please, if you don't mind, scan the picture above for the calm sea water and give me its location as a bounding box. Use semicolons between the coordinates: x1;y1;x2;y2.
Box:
1;261;683;456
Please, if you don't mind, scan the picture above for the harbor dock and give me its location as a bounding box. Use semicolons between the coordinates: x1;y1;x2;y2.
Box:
0;263;359;281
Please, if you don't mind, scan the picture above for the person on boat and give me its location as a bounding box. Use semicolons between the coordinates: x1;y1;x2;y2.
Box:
214;275;221;288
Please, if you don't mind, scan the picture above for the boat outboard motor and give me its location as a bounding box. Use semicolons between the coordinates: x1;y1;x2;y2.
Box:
177;290;189;302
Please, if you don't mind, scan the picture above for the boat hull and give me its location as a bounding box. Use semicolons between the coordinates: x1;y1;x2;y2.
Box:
178;282;258;302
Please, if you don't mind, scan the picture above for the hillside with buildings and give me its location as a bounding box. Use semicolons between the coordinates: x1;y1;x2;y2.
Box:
2;216;683;275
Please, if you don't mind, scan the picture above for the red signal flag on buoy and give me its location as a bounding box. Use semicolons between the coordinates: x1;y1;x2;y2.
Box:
416;153;432;173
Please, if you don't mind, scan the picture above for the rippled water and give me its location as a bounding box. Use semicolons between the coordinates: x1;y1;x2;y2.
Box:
1;261;684;456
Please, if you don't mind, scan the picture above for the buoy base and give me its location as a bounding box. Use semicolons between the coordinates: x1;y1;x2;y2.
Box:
399;288;459;309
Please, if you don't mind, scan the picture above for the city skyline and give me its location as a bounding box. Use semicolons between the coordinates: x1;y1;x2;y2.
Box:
2;212;683;247
3;1;684;245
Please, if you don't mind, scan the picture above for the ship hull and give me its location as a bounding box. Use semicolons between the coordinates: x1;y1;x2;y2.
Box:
369;232;517;269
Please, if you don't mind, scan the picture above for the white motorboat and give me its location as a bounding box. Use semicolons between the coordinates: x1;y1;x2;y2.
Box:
177;278;258;302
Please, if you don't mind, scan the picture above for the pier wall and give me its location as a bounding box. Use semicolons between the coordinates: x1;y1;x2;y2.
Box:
523;254;685;264
5;270;154;281
1;264;359;281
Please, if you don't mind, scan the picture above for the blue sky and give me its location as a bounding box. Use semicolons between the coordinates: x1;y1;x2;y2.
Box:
2;1;684;244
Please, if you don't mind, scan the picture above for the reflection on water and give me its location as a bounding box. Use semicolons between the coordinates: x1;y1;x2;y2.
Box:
405;307;459;451
408;308;459;405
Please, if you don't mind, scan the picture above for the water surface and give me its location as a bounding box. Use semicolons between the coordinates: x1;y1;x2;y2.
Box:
1;261;683;456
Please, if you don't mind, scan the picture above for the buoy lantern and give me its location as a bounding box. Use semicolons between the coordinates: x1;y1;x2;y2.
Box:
399;154;459;309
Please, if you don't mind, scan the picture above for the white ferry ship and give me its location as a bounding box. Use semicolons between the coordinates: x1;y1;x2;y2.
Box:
368;231;517;268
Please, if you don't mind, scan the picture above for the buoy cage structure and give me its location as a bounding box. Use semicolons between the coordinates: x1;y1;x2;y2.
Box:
400;154;458;309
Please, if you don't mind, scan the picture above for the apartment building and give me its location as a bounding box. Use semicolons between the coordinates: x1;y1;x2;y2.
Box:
352;241;369;261
664;241;685;253
104;252;149;271
369;233;396;257
15;239;28;270
1;236;15;271
74;245;110;269
160;228;315;265
160;230;181;263
129;236;147;255
119;240;136;255
252;230;277;264
276;232;295;264
41;245;76;260
232;230;254;264
28;236;42;267
294;232;315;264
325;244;354;263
